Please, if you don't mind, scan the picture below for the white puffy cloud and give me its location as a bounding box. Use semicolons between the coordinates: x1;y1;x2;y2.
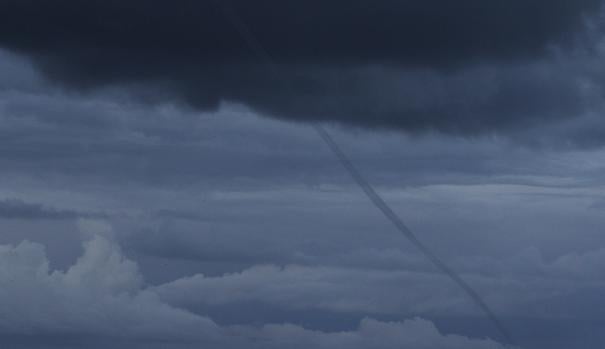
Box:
0;231;218;341
0;224;516;348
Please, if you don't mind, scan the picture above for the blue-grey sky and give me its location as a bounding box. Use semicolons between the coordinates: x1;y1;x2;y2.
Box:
1;1;605;348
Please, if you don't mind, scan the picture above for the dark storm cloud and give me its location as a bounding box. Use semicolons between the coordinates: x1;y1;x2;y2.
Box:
0;0;598;66
0;0;603;137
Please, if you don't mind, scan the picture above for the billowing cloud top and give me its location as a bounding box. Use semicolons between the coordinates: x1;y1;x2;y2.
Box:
1;0;604;139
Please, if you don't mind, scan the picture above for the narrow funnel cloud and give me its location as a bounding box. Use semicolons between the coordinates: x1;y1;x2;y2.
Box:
314;125;514;344
217;1;515;345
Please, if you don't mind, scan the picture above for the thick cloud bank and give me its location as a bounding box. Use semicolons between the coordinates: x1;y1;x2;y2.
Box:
1;1;604;141
0;0;598;66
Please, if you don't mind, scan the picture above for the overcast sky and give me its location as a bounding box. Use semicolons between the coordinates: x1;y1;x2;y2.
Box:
1;1;605;348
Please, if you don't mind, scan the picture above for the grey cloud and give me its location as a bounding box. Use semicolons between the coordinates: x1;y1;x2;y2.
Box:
0;199;104;220
4;77;604;191
154;264;475;316
0;49;41;91
153;260;604;320
120;182;605;272
227;317;515;349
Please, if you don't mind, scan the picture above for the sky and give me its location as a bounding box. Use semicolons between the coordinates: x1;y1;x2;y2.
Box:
1;1;605;348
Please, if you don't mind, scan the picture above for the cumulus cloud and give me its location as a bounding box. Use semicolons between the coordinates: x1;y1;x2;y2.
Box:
0;225;516;348
5;224;599;347
0;231;218;341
